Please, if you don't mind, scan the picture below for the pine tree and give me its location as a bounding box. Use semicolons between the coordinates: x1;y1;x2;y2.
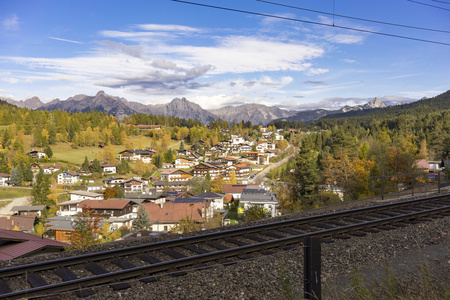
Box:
91;159;102;174
10;166;23;186
32;168;52;205
132;205;152;231
44;145;53;159
82;156;90;171
24;164;34;182
179;140;185;151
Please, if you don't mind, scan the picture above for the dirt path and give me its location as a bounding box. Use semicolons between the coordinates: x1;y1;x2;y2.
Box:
0;197;32;216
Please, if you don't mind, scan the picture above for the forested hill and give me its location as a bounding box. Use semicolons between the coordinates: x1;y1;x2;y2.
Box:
320;90;450;122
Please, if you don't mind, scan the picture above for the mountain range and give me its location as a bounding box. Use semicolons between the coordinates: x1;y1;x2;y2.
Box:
0;91;404;125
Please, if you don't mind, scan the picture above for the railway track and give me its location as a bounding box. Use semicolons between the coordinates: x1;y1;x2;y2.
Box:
0;194;449;299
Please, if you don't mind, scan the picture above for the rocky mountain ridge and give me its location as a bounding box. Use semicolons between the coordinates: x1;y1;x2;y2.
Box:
1;91;401;125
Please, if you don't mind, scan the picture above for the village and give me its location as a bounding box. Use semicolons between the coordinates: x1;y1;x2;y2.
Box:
0;126;293;257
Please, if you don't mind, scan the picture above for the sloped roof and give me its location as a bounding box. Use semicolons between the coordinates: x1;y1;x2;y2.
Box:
0;229;68;260
69;191;103;198
415;159;430;169
240;193;278;204
78;199;132;210
223;194;234;204
0;216;36;231
10;205;45;212
0;173;10;178
142;202;205;223
173;198;207;204
194;192;225;199
222;184;258;194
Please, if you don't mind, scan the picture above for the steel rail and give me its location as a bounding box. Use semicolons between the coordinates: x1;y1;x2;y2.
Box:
0;194;448;278
2;204;449;300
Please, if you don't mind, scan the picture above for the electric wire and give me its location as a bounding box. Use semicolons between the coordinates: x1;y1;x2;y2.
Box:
172;0;450;46
432;0;450;4
407;0;450;11
258;0;450;34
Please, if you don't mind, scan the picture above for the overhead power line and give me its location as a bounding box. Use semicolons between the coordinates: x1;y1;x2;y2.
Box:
172;0;450;46
432;0;450;4
258;0;450;34
407;0;450;11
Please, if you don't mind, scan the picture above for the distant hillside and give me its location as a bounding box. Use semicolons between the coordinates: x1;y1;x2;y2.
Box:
210;103;296;125
276;97;389;123
320;90;450;121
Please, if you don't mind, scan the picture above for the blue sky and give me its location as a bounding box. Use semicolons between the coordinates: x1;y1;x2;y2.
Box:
1;0;449;110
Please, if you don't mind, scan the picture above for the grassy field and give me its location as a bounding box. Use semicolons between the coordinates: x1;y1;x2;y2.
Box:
50;135;183;165
0;187;32;200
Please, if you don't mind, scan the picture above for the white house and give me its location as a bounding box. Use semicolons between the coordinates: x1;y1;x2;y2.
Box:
57;171;80;185
0;173;10;186
101;163;117;174
69;191;104;202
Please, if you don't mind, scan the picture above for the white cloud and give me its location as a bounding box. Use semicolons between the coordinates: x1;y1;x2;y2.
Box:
135;24;200;33
2;14;18;31
2;77;19;84
49;37;84;44
173;36;325;74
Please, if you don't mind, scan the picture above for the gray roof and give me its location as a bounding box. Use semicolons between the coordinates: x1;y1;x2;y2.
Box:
153;181;186;186
10;205;45;212
57;199;84;206
46;216;109;231
240;193;278;204
194;192;225;199
69;191;103;197
173;198;206;204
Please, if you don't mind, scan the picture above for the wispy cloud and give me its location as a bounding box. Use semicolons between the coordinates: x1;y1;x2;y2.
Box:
49;37;84;44
305;80;326;85
135;24;200;33
2;14;19;31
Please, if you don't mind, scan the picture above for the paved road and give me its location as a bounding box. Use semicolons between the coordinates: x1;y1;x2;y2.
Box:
0;196;32;216
252;146;298;184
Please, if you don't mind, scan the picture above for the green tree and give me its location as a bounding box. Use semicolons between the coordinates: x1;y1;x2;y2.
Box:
179;140;185;151
132;205;152;231
171;217;198;233
240;205;268;222
32;168;52;205
10;165;24;186
69;208;101;249
152;153;163;168
91;159;102;174
24;163;34;182
44;145;53;159
82;156;90;171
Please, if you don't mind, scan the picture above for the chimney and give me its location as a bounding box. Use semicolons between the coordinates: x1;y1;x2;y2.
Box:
160;202;163;209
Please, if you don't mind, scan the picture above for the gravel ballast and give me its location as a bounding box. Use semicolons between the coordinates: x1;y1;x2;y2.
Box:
37;215;449;300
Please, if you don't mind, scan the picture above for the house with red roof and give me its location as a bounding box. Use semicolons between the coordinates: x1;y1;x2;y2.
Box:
142;202;206;232
160;169;193;182
0;216;37;233
0;229;67;260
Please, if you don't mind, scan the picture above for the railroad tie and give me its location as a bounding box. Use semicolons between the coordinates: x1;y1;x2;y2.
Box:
162;249;188;276
183;244;210;254
241;234;267;243
182;245;213;271
111;259;155;283
204;242;237;266
0;279;11;295
54;268;95;298
26;274;59;300
261;231;284;239
277;228;303;235
84;263;131;290
137;254;161;282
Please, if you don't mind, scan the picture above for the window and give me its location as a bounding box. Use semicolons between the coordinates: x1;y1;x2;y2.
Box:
164;226;168;231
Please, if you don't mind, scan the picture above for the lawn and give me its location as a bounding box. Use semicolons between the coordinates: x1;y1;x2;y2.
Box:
50;135;183;165
0;187;32;200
